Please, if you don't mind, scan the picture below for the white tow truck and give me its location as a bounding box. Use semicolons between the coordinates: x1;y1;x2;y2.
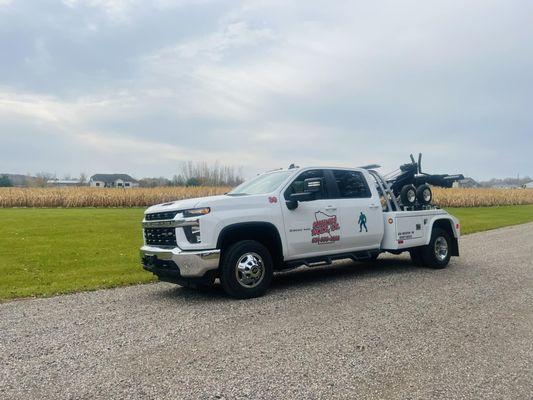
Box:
141;158;461;298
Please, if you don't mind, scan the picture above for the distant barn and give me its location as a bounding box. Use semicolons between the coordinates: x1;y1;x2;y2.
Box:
89;174;139;188
47;179;81;187
452;177;480;188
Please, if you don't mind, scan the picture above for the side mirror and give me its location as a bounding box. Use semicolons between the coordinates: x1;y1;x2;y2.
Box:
286;192;315;210
286;199;298;210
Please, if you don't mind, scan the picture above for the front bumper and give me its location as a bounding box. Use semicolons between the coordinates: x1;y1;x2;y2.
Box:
140;245;220;278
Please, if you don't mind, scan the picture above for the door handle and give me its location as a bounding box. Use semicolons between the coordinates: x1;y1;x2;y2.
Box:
325;206;337;211
369;204;380;209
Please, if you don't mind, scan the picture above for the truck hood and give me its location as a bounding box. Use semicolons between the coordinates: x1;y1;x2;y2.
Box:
144;194;269;214
144;197;204;214
144;195;234;214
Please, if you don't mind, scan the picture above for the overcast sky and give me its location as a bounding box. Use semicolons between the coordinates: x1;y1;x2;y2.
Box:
1;0;532;180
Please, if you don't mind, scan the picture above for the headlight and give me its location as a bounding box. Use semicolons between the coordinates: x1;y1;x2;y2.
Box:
182;207;211;218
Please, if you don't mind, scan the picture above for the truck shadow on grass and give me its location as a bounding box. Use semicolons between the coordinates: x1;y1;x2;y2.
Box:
151;257;420;302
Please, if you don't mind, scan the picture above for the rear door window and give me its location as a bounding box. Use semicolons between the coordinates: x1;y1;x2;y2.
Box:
332;170;371;198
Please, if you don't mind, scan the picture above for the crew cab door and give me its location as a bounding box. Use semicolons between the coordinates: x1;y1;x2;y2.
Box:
281;169;344;259
329;169;384;251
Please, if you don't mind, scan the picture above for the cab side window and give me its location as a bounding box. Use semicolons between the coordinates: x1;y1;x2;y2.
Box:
284;169;327;201
332;170;371;198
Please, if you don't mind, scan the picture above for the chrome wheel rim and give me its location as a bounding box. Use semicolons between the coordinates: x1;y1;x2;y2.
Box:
235;252;265;288
434;236;448;261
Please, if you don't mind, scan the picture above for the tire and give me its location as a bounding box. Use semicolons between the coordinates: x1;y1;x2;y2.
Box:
420;228;452;269
416;184;432;205
186;272;216;291
400;185;417;206
409;248;424;266
219;240;273;299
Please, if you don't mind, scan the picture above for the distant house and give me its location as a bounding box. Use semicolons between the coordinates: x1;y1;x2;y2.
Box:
524;181;533;189
89;174;139;188
47;179;82;187
453;177;480;188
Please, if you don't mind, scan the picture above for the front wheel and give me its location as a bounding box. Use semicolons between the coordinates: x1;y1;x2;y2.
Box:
420;228;452;269
220;240;273;299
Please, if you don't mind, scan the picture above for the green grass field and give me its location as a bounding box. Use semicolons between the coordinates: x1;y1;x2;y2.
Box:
1;205;532;301
0;208;149;301
447;205;533;234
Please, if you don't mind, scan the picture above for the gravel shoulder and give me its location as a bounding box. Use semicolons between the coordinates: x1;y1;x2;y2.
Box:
1;223;532;399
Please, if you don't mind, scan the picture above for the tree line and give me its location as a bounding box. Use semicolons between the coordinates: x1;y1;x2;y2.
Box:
478;176;532;188
0;162;245;188
140;162;244;187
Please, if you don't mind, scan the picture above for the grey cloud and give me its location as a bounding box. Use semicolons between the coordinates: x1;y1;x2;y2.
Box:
0;0;531;180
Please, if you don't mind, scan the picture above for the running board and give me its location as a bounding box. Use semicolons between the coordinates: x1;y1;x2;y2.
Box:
284;250;379;269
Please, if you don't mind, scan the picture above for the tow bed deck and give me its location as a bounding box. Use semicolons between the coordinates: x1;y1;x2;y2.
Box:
381;209;459;251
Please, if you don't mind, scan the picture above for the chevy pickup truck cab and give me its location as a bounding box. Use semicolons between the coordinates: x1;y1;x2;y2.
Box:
141;167;460;298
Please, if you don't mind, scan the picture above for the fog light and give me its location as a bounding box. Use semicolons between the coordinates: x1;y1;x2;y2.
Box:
183;223;201;243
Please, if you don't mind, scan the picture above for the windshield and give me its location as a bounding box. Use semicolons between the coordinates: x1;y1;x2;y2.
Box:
228;171;293;196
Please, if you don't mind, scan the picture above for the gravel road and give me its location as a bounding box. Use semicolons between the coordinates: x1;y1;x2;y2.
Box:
1;223;532;400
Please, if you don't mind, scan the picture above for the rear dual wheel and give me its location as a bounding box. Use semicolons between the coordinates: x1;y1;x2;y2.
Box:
410;228;451;269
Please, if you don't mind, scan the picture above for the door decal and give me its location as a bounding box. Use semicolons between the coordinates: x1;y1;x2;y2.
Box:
358;212;368;233
311;211;340;244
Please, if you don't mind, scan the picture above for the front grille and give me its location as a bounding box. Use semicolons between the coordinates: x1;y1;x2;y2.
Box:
144;227;177;246
145;211;180;221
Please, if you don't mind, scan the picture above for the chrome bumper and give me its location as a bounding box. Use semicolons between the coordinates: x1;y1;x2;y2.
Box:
140;246;220;278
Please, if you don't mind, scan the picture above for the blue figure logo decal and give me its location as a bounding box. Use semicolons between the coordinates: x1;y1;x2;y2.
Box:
358;211;368;233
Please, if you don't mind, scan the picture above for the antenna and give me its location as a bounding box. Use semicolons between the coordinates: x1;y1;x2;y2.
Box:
418;153;422;174
410;154;415;164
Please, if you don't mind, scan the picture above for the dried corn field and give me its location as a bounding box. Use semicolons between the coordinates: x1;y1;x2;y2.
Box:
0;187;230;208
0;187;532;208
432;188;533;207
